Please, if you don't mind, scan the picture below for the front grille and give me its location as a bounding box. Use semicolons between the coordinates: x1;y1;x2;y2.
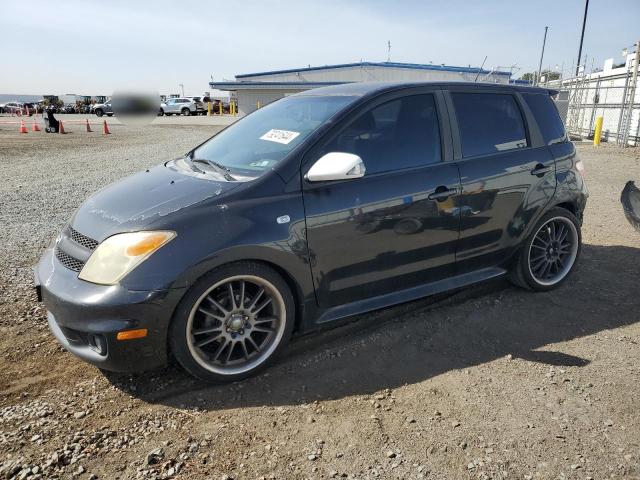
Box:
68;226;98;251
55;247;85;272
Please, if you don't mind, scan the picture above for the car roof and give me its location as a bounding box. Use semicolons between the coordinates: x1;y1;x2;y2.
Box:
296;81;556;98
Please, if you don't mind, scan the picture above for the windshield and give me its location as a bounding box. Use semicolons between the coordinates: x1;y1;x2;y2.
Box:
191;95;355;179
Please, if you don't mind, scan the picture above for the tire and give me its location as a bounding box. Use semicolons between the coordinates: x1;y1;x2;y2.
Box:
169;262;295;383
181;108;190;116
95;109;103;117
509;207;581;291
107;113;113;117
158;108;164;116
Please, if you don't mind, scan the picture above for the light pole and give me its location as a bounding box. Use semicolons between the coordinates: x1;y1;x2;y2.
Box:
575;0;589;75
536;26;549;86
179;84;184;97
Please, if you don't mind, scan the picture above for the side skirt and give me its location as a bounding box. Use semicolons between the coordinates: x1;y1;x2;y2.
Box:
315;267;507;325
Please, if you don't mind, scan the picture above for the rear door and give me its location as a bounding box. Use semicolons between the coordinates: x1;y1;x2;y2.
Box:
303;89;461;308
445;87;556;273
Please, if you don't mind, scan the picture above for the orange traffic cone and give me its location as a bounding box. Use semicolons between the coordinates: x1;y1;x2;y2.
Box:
59;120;66;134
102;119;110;135
85;119;92;132
32;118;41;132
19;120;28;133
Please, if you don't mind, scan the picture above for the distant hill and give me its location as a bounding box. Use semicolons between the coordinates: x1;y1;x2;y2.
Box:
0;94;44;103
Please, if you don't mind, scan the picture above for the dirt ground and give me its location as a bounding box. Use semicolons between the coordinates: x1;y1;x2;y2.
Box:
0;125;638;480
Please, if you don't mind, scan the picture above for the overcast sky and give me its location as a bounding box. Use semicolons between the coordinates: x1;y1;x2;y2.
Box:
3;0;639;96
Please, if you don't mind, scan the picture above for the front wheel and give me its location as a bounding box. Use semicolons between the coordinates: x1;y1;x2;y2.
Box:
509;207;581;291
181;108;190;116
169;262;295;383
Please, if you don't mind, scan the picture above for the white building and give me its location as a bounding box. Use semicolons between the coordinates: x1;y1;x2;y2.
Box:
210;61;512;116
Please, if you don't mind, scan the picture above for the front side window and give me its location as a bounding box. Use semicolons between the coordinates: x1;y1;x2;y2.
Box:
192;95;355;179
452;93;528;157
324;94;442;175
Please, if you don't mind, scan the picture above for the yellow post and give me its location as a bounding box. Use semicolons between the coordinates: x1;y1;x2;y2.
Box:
219;101;223;115
257;101;261;109
593;116;603;146
231;101;236;116
207;101;212;117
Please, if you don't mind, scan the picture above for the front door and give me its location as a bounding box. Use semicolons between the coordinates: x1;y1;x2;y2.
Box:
303;92;461;308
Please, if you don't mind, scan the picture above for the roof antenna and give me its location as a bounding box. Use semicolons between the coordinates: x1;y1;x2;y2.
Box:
474;56;488;82
387;40;391;62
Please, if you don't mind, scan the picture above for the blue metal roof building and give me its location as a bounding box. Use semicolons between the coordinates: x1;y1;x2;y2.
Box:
210;61;513;115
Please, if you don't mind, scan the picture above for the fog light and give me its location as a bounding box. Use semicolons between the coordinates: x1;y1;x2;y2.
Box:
87;333;107;355
116;328;148;341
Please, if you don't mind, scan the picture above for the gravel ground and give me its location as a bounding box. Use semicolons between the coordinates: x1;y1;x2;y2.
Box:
0;127;639;480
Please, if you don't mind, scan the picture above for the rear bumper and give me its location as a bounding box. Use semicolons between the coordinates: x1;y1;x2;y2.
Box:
35;248;186;372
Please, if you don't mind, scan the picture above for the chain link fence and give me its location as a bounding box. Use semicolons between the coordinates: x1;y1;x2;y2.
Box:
545;68;639;146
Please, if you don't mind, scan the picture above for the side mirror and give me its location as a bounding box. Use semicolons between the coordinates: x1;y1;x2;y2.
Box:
306;152;366;182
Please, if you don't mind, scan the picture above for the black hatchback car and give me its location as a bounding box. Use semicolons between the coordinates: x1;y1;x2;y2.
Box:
35;82;587;382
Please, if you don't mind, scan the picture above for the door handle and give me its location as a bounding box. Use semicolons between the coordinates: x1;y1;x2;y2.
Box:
531;164;552;176
428;186;459;202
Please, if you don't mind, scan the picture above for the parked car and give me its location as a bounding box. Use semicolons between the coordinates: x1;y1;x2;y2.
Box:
209;98;231;114
35;82;587;383
160;97;204;116
93;100;113;117
1;101;25;114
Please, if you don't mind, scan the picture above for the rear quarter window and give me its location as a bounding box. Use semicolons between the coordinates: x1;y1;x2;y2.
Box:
522;92;567;145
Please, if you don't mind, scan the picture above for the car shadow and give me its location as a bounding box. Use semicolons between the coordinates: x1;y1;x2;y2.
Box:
103;243;639;410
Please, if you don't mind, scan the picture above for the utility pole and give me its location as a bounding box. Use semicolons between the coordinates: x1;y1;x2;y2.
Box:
536;26;549;85
387;40;391;62
576;0;589;75
179;84;184;97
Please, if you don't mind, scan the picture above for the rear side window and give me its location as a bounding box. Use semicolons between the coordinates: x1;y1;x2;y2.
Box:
522;92;566;145
452;93;528;157
326;94;441;174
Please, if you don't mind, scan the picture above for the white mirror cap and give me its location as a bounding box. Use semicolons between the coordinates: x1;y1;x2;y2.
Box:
306;152;366;182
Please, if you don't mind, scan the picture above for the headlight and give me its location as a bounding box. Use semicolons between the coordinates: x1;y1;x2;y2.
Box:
78;231;176;285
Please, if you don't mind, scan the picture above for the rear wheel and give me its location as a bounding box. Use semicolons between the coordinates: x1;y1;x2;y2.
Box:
509;207;581;291
182;108;190;116
95;109;103;117
170;262;295;382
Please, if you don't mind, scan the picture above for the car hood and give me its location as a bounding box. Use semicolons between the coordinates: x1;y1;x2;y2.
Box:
70;163;239;241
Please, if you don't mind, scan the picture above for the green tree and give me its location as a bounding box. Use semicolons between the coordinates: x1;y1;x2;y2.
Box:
520;70;561;83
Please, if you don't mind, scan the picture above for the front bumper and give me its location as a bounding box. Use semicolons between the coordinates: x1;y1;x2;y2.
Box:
35;247;186;372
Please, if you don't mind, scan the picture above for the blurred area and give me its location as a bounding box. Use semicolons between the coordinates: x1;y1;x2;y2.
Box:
110;91;160;126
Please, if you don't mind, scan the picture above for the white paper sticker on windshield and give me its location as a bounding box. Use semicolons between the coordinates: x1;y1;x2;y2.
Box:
260;129;300;145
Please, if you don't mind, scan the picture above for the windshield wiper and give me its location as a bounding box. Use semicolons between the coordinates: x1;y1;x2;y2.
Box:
190;157;237;181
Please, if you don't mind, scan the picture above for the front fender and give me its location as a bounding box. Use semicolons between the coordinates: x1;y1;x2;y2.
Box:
119;186;314;310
